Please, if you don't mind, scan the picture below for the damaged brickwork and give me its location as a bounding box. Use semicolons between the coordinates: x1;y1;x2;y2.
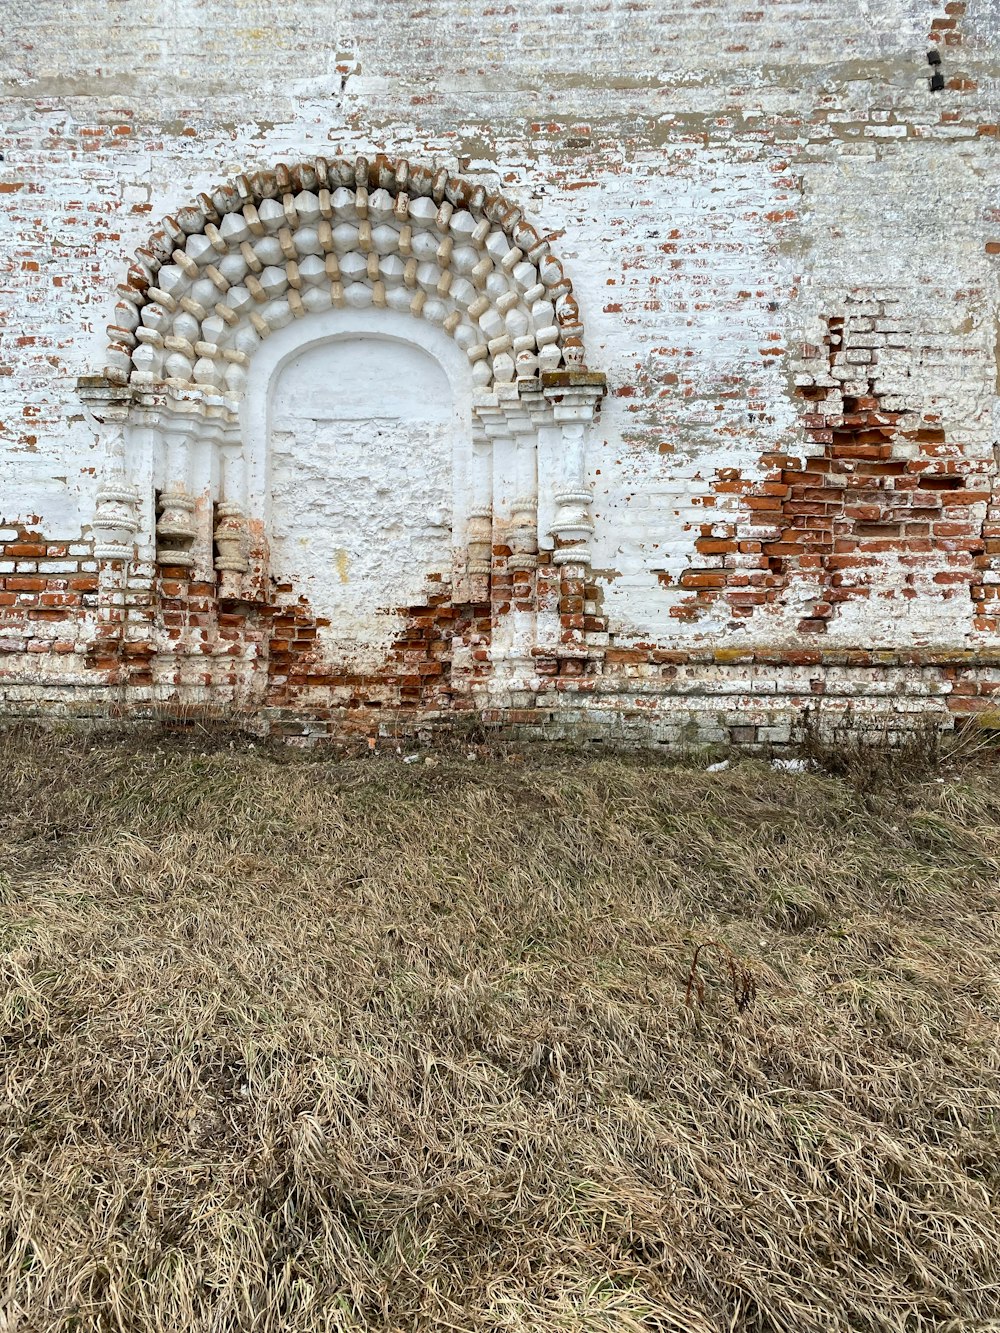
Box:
674;300;991;635
2;0;1000;746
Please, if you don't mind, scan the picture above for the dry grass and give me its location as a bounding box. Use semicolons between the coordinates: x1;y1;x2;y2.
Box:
1;728;999;1332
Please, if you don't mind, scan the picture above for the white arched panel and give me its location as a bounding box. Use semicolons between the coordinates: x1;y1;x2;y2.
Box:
241;311;475;667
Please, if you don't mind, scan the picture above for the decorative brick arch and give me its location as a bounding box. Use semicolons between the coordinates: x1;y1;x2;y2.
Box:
103;154;589;395
82;154;606;721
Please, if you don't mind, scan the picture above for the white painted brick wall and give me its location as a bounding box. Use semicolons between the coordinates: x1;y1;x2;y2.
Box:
1;0;999;737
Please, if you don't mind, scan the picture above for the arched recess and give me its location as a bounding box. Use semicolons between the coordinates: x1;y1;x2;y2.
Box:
247;309;472;668
82;154;607;694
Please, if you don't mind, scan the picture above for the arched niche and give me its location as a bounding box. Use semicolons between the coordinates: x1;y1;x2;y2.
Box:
247;310;471;665
81;155;607;683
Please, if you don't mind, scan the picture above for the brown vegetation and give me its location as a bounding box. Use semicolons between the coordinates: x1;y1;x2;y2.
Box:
1;730;998;1331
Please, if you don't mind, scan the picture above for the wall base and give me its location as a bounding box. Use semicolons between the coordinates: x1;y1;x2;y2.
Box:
3;649;998;750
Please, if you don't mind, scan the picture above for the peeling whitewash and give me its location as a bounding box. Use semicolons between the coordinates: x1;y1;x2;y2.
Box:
1;0;999;742
268;335;457;668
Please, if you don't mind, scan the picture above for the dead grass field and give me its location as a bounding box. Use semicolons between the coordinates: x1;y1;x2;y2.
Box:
1;727;999;1332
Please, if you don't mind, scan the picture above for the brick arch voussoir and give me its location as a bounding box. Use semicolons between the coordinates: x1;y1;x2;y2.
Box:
104;155;588;397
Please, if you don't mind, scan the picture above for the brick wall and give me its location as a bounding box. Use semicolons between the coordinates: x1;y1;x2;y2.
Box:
1;0;999;744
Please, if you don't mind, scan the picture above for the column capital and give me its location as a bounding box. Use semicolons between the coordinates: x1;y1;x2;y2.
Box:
541;370;607;422
473;399;515;443
499;403;540;437
515;381;551;428
78;375;133;426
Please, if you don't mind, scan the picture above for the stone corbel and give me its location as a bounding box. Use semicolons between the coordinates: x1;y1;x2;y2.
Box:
466;507;493;578
157;493;197;567
541;371;607;567
214;502;249;589
94;474;142;563
509;496;538;570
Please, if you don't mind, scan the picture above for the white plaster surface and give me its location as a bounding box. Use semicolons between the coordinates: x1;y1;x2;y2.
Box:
1;0;999;662
269;336;456;667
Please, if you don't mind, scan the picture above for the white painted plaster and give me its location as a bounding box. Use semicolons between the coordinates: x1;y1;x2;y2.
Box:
267;331;458;667
2;0;1000;732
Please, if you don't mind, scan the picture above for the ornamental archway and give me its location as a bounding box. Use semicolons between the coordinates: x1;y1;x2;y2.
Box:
82;155;606;720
